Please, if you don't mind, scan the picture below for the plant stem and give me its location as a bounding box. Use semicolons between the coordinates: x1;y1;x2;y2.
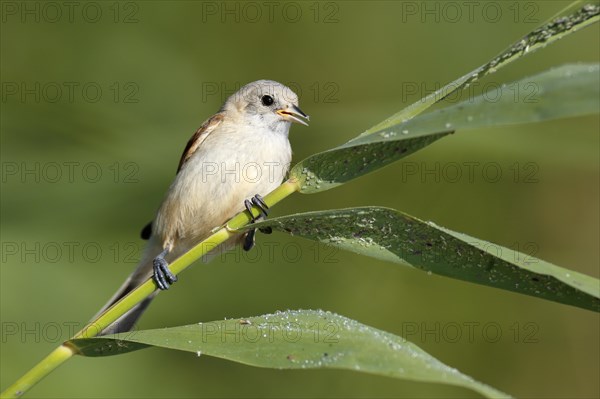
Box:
0;346;74;398
0;179;301;398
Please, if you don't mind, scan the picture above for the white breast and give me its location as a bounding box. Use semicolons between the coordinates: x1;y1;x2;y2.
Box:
154;120;292;256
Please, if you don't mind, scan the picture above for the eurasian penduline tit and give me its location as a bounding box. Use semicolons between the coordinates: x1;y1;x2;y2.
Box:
95;80;309;334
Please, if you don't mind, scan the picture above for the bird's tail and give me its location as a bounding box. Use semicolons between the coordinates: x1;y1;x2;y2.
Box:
91;238;162;335
91;234;241;335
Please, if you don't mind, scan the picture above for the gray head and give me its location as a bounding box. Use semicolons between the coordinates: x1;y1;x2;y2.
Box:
221;80;309;132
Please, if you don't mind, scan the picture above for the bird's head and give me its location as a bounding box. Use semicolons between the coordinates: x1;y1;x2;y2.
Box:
222;80;309;133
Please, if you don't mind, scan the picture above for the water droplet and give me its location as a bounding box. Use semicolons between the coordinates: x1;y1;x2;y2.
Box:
196;351;202;357
401;129;409;135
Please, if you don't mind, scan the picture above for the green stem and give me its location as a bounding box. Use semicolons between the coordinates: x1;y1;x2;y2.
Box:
0;346;74;398
0;179;301;398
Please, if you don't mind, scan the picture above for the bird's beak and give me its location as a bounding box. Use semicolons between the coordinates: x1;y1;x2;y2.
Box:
276;104;310;126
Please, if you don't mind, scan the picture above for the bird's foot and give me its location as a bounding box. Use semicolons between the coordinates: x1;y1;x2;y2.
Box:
243;194;272;251
153;249;178;290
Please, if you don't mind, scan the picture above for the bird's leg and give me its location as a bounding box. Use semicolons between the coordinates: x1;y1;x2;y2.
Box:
153;247;178;290
243;194;273;251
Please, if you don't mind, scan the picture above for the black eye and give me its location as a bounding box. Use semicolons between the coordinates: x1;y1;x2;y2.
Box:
261;95;274;106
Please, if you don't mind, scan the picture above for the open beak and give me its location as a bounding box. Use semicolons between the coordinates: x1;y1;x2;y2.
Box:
276;104;309;126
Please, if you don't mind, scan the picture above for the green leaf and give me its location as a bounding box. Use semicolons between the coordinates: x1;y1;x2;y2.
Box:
291;129;453;194
69;310;510;398
66;338;149;357
291;63;600;194
248;208;600;312
365;2;600;133
353;64;600;145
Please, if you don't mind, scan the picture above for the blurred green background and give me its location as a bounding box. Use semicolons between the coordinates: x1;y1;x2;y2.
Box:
1;1;598;397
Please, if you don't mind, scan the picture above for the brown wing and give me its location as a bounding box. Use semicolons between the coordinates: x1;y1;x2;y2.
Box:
139;114;224;240
176;113;224;173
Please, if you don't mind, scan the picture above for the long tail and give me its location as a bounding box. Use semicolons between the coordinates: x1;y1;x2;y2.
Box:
92;238;162;335
92;234;242;335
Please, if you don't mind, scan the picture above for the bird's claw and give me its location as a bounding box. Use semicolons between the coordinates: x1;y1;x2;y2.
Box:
243;194;271;251
243;229;257;251
244;194;269;219
153;256;178;290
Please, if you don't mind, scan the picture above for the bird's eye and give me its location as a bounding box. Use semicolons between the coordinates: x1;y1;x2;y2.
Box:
261;95;274;106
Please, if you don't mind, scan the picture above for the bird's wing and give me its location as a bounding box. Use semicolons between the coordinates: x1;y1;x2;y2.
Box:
176;112;225;173
140;113;225;240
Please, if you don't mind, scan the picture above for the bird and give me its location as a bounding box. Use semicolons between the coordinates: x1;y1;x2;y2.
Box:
94;80;309;335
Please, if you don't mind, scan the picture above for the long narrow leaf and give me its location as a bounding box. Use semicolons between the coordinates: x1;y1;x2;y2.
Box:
349;64;599;146
69;310;510;398
291;64;600;194
365;2;599;133
248;208;600;312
